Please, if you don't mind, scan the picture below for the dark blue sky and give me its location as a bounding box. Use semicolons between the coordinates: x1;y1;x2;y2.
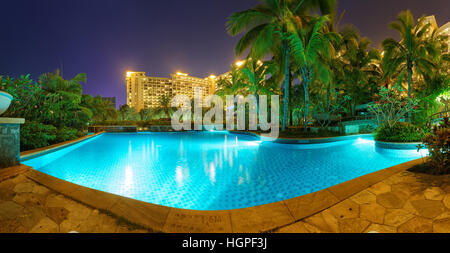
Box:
1;0;449;107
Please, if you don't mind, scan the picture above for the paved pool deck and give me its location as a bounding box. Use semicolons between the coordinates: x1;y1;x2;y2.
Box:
0;132;447;233
275;170;450;233
0;167;152;233
1;160;448;233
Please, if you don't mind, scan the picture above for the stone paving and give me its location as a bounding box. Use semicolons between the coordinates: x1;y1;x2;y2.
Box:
0;174;152;233
1;168;449;233
275;171;450;233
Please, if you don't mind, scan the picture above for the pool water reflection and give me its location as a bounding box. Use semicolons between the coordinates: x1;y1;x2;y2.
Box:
23;132;426;210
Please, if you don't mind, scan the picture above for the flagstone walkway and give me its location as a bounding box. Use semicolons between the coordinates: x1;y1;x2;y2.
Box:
0;174;152;233
275;171;450;233
1;168;449;233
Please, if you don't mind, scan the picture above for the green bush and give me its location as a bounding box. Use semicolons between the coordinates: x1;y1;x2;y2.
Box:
20;121;57;151
55;126;84;143
420;118;449;175
93;120;172;127
375;122;428;142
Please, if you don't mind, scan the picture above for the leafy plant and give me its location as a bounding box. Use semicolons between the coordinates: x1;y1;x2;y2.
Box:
20;121;57;151
382;10;440;106
118;105;140;121
421;118;449;174
368;81;418;128
375;122;427;142
55;126;84;143
335;25;381;116
311;92;351;128
288;15;340;131
226;0;338;131
0;75;58;122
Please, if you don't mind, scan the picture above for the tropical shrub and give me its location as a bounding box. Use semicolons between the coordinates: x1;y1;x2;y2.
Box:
412;76;449;126
0;75;59;122
436;89;449;114
1;72;122;149
55;127;84;143
20;121;57;151
421;118;449;174
368;83;418;128
93;119;172;127
310;92;351;128
359;124;377;134
81;94;117;122
118;105;140;121
1;73;95;129
375;122;428;142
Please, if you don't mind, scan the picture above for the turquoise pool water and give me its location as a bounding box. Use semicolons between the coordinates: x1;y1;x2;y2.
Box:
23;132;426;210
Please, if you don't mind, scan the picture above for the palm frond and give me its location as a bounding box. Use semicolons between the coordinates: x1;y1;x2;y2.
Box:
226;9;273;36
235;24;267;56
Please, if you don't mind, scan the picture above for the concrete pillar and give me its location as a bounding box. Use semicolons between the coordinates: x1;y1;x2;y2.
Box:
0;118;25;168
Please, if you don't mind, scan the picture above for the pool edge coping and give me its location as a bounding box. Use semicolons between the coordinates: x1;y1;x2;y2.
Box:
231;131;374;144
20;131;106;161
12;130;423;233
7;157;423;233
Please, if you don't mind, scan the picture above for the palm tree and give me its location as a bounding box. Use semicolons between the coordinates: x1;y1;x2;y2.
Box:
38;70;87;127
239;60;277;95
155;94;173;119
81;95;118;122
39;69;86;98
215;64;245;97
94;96;117;121
139;108;155;121
118;105;140;121
382;10;439;121
288;15;340;131
239;59;279;117
226;0;337;131
337;25;381;115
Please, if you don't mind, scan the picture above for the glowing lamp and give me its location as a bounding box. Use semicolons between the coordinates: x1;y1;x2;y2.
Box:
176;72;188;76
235;60;245;67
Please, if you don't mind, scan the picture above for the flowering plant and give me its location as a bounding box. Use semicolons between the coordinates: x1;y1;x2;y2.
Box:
421;117;449;174
368;83;418;128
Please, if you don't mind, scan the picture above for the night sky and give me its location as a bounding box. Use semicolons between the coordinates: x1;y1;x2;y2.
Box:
1;0;449;107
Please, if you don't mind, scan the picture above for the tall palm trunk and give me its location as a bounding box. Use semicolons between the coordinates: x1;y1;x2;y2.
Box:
407;59;413;122
303;78;309;132
255;91;261;122
288;71;294;126
326;82;331;112
282;40;290;131
301;67;312;132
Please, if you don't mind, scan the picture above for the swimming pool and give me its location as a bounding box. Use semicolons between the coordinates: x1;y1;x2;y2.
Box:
23;132;426;210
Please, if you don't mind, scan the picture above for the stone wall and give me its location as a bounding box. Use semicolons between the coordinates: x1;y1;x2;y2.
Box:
88;126;137;133
0;123;20;168
340;120;377;134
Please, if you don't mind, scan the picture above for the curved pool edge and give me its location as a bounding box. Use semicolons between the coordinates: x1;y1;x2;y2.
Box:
375;140;423;150
231;131;374;144
20;131;374;162
20;131;106;162
12;157;423;233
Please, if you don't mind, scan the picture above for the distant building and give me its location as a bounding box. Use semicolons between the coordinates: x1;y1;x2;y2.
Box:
126;71;217;111
422;15;450;51
103;97;116;108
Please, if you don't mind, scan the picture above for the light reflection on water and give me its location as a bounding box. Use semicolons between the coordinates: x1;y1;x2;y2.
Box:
23;132;426;210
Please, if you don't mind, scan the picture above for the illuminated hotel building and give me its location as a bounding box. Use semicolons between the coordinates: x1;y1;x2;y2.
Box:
423;16;450;51
126;71;216;111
